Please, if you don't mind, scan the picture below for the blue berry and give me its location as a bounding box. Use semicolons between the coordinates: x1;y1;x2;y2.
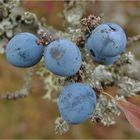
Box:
44;39;82;77
6;32;44;68
58;83;97;124
86;22;127;57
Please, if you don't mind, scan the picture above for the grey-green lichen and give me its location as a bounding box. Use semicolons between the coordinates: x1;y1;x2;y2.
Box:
93;65;114;87
55;117;70;135
36;65;63;102
63;1;87;27
90;94;121;126
0;0;45;53
117;76;140;97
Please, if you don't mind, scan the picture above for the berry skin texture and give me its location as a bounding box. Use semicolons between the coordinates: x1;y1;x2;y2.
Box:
90;50;119;65
6;32;44;68
86;22;127;58
58;83;97;124
44;39;82;77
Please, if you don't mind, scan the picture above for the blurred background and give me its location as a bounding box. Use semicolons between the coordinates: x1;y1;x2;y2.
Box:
0;1;140;139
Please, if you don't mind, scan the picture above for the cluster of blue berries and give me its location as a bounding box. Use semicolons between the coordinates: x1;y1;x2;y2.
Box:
6;33;82;76
5;22;127;124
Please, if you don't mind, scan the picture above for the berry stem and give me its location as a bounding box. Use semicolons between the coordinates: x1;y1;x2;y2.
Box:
36;39;44;45
102;91;114;100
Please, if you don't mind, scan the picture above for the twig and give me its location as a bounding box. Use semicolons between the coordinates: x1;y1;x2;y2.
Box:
102;91;114;100
1;68;34;100
127;35;140;46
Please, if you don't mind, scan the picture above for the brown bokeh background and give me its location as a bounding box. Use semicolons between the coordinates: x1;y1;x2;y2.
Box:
0;1;140;139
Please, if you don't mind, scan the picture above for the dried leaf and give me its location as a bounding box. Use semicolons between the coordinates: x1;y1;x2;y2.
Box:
116;98;140;132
